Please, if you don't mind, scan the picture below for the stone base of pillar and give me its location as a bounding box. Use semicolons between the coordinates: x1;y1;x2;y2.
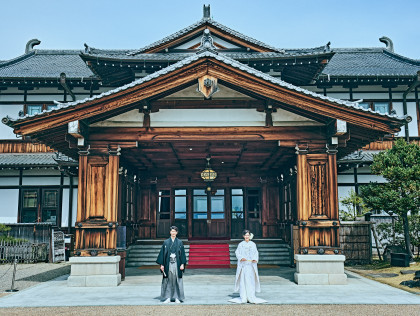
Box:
294;254;347;285
67;256;121;287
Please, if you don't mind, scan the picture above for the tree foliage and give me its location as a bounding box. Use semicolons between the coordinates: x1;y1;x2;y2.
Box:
360;139;420;258
340;189;371;221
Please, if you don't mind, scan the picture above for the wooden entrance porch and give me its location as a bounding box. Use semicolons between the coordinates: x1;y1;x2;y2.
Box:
5;52;405;259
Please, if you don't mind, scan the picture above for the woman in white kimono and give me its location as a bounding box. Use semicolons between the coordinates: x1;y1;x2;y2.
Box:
229;230;267;304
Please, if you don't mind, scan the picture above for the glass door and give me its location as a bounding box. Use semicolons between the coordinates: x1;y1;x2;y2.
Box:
192;188;227;239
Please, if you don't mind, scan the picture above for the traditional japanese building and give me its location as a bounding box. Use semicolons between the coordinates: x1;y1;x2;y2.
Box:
0;5;418;284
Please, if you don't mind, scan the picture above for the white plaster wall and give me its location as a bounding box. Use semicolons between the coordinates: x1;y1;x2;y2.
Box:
26;94;64;102
150;108;267;127
63;176;78;186
0;189;19;223
337;174;354;184
91;110;144;127
22;177;61;186
0;95;24;102
272;109;323;126
0;104;23;139
352;92;388;100
357;174;386;183
62;188;69;227
0;177;19;185
338;186;353;211
163;84;254;100
324;92;351;100
72;188;78;226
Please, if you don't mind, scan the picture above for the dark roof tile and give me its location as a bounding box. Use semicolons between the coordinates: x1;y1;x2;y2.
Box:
323;48;420;77
0;50;96;79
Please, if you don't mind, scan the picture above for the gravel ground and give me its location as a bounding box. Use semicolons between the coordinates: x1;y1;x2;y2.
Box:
1;305;420;316
0;262;70;293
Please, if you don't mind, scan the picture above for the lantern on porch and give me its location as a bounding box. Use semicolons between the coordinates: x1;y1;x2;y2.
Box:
201;157;217;193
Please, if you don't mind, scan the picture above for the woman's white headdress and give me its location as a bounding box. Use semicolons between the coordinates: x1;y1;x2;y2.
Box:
249;233;254;240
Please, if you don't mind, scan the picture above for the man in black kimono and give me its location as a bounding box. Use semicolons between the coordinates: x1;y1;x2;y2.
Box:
156;226;187;303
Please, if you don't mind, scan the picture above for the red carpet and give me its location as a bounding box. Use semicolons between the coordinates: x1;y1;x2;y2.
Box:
187;244;230;268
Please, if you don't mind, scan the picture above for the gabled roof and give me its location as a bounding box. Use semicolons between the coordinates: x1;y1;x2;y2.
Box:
322;48;420;77
3;50;405;133
127;17;284;55
0;50;96;79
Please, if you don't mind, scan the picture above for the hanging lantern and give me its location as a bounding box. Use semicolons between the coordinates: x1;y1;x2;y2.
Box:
200;157;217;192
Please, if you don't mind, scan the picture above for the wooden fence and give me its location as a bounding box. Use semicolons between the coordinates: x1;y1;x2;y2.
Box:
340;221;372;265
0;241;48;264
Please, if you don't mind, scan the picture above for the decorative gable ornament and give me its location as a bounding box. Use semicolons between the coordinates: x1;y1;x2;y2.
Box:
197;29;217;53
197;75;219;99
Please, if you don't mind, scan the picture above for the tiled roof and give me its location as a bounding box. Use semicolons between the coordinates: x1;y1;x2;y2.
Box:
127;18;285;55
322;48;420;77
0;153;76;167
338;150;379;164
3;50;406;126
0;50;96;79
81;50;331;61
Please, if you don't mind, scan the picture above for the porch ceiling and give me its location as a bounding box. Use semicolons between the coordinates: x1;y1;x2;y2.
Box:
120;140;295;174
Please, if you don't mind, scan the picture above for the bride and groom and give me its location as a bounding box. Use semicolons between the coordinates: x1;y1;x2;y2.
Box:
156;226;267;304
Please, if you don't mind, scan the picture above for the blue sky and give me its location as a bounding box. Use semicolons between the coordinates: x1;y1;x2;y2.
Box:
0;0;419;60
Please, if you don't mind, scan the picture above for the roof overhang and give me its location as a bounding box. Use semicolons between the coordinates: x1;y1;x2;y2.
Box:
2;51;406;161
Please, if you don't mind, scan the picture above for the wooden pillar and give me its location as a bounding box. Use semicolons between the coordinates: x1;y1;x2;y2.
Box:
296;145;310;249
295;145;341;255
74;148;120;256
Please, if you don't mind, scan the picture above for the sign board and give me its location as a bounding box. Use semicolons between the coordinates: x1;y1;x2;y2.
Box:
51;230;65;263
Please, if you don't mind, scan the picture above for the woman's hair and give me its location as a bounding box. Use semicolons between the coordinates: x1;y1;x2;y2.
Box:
170;226;178;232
242;229;250;236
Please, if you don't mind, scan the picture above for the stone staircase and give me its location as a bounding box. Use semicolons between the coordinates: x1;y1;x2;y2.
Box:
126;240;291;267
229;241;291;266
126;243;190;267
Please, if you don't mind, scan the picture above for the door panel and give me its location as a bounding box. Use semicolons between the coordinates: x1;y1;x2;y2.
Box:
192;189;227;239
157;190;171;238
231;189;245;238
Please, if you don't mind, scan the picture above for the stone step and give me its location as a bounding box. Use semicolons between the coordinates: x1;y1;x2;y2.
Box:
128;249;190;254
229;248;289;253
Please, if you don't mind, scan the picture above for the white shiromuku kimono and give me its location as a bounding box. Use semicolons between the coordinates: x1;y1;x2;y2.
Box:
229;240;267;304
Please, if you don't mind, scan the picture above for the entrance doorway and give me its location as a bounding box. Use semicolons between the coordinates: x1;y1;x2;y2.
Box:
192;189;227;239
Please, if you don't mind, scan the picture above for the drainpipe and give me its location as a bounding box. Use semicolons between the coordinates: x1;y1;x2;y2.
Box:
403;71;420;142
59;73;76;102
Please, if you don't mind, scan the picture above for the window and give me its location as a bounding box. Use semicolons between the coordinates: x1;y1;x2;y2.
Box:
174;189;187;219
47;104;58;111
359;102;370;110
193;189;207;219
210;189;225;219
231;189;244;219
374;102;389;114
42;190;58;225
26;105;42;115
247;189;260;219
21;188;60;225
158;190;171;219
25;104;56;115
22;190;38;223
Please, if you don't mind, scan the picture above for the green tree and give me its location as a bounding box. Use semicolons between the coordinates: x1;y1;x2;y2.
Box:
360;139;420;259
340;189;371;220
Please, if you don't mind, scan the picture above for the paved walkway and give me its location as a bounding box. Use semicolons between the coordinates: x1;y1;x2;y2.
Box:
0;267;420;308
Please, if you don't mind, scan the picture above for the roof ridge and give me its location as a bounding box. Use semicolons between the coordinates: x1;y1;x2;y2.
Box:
382;49;420;66
127;18;284;56
4;50;405;126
